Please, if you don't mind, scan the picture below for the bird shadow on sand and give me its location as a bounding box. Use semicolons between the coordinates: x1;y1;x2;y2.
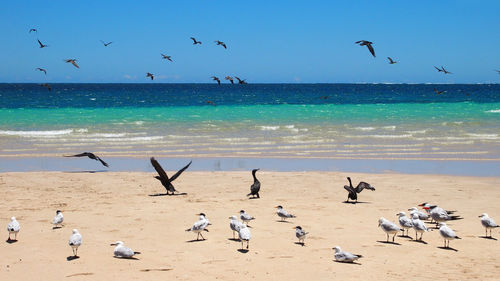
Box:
64;170;108;174
52;226;63;230
397;235;413;239
114;256;139;260
237;249;249;253
376;241;401;246
5;239;18;244
334;260;362;265
342;201;371;204
248;197;260;200
478;236;498;241
437;246;458;252
186;239;206;243
228;238;241;242
294;242;305;247
149;192;187;197
67;256;80;261
410;239;428;245
275;220;293;223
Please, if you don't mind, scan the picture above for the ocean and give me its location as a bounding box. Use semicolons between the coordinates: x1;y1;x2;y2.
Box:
0;83;499;174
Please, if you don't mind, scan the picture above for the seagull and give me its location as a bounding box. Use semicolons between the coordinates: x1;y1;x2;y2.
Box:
238;224;251;249
150;157;192;195
215;40;227;49
333;246;362;263
439;222;461;248
29;28;37;33
294;226;308;245
7;217;20;241
229;215;243;240
411;213;429;241
247;169;260;198
408;207;429;220
355;40;375;57
100;40;113;47
146;72;154;80
161;54;173;61
387;57;397;64
64;152;109;167
69;229;82;257
441;66;452;74
434;66;444;72
343;177;375;203
235;77;247;84
378;217;401;242
40;83;51;91
186;213;210;240
239;210;255;226
434;88;446;95
65;59;79;69
479;213;499;238
35;67;47;75
37;39;48;48
190;37;202;45
52;210;64;228
225;76;234;84
396;212;413;237
276;205;296;221
420;204;461;226
110;241;141;258
211;76;221;85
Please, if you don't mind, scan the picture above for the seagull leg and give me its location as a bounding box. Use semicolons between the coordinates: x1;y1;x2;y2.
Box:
196;233;200;240
200;233;205;240
392;233;396;242
15;233;17;240
247;241;249;249
386;233;389;242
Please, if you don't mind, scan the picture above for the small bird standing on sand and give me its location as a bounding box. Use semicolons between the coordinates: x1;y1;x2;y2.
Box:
69;229;82;257
355;40;375;57
411;213;429;241
64;152;108;167
65;59;79;68
215;40;227;49
378;217;401;242
276;206;296;221
238;224;251;250
479;213;499;238
186;213;210;241
225;76;234;84
7;217;20;241
161;54;173;61
294;226;308;245
239;210;255;226
146;72;154;80
35;67;47;75
211;76;221;85
343;177;375;203
439;222;460;248
235;77;247;84
100;40;113;47
229;215;243;239
37;39;48;48
396;212;413;237
333;246;362;263
247;169;261;198
190;37;202;45
52;210;64;228
110;241;141;258
150;157;192;195
387;57;397;64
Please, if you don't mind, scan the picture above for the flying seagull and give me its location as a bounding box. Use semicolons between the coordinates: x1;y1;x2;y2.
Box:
215;40;227;49
387;57;397;64
343;177;375;203
150;157;192;195
37;39;48;48
355;40;375;57
235;77;247;84
64;152;109;167
36;67;47;75
65;59;79;68
190;37;202;45
29;28;37;33
40;83;51;91
247;169;260;198
146;72;154;80
100;40;113;47
434;88;446;95
225;76;234;84
161;54;173;61
211;76;221;85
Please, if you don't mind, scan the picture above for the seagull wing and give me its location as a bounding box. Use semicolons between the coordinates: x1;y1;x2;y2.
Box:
169;160;192;182
150;157;170;182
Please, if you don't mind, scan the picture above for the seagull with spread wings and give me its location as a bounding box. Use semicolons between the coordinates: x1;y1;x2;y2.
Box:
150;157;192;195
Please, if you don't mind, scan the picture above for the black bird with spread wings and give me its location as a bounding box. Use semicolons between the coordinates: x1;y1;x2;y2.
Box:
64;152;109;167
146;72;154;80
211;76;221;85
225;76;234;84
150;157;192;195
36;68;47;75
343;177;375;203
235;77;247;84
190;37;202;45
441;66;452;74
387;57;397;64
100;40;113;47
29;28;37;33
434;88;446;95
215;40;227;49
355;40;375;57
247;169;261;198
65;59;79;68
434;66;444;72
161;54;173;61
40;83;51;91
37;39;48;48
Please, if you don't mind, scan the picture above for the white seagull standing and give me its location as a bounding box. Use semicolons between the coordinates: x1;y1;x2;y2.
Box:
69;229;82;257
294;226;308;245
411;213;429;241
397;211;413;237
276;205;296;221
52;210;64;228
110;241;141;258
439;222;461;248
238;224;251;250
408;207;429;220
229;215;243;239
239;210;255;226
378;217;401;243
7;217;20;241
479;213;499;238
186;213;210;240
333;246;362;263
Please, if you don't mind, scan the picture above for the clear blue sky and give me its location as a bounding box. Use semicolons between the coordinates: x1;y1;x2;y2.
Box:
1;0;499;83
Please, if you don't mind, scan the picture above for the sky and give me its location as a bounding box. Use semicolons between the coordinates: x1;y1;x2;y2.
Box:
1;0;499;83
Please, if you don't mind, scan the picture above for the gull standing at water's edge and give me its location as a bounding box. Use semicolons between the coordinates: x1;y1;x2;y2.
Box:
7;217;20;241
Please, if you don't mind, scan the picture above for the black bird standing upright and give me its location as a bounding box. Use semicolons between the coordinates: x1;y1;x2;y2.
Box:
150;157;192;195
355;40;375;57
343;177;375;203
64;152;109;167
247;169;261;198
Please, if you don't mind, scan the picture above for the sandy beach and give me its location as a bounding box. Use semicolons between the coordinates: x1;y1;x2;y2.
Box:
1;171;499;280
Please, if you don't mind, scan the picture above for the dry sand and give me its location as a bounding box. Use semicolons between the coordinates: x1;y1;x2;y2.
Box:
0;171;499;280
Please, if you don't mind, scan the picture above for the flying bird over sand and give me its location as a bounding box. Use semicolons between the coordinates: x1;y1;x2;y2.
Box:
146;72;154;80
343;177;375;203
150;157;192;195
215;40;227;49
40;83;51;91
100;40;113;47
190;37;202;45
29;28;37;33
355;40;375;57
65;59;79;68
235;77;247;84
387;57;397;64
64;152;109;167
161;54;173;61
434;88;446;95
225;76;234;84
247;169;260;198
211;76;221;85
37;39;48;48
36;67;47;75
